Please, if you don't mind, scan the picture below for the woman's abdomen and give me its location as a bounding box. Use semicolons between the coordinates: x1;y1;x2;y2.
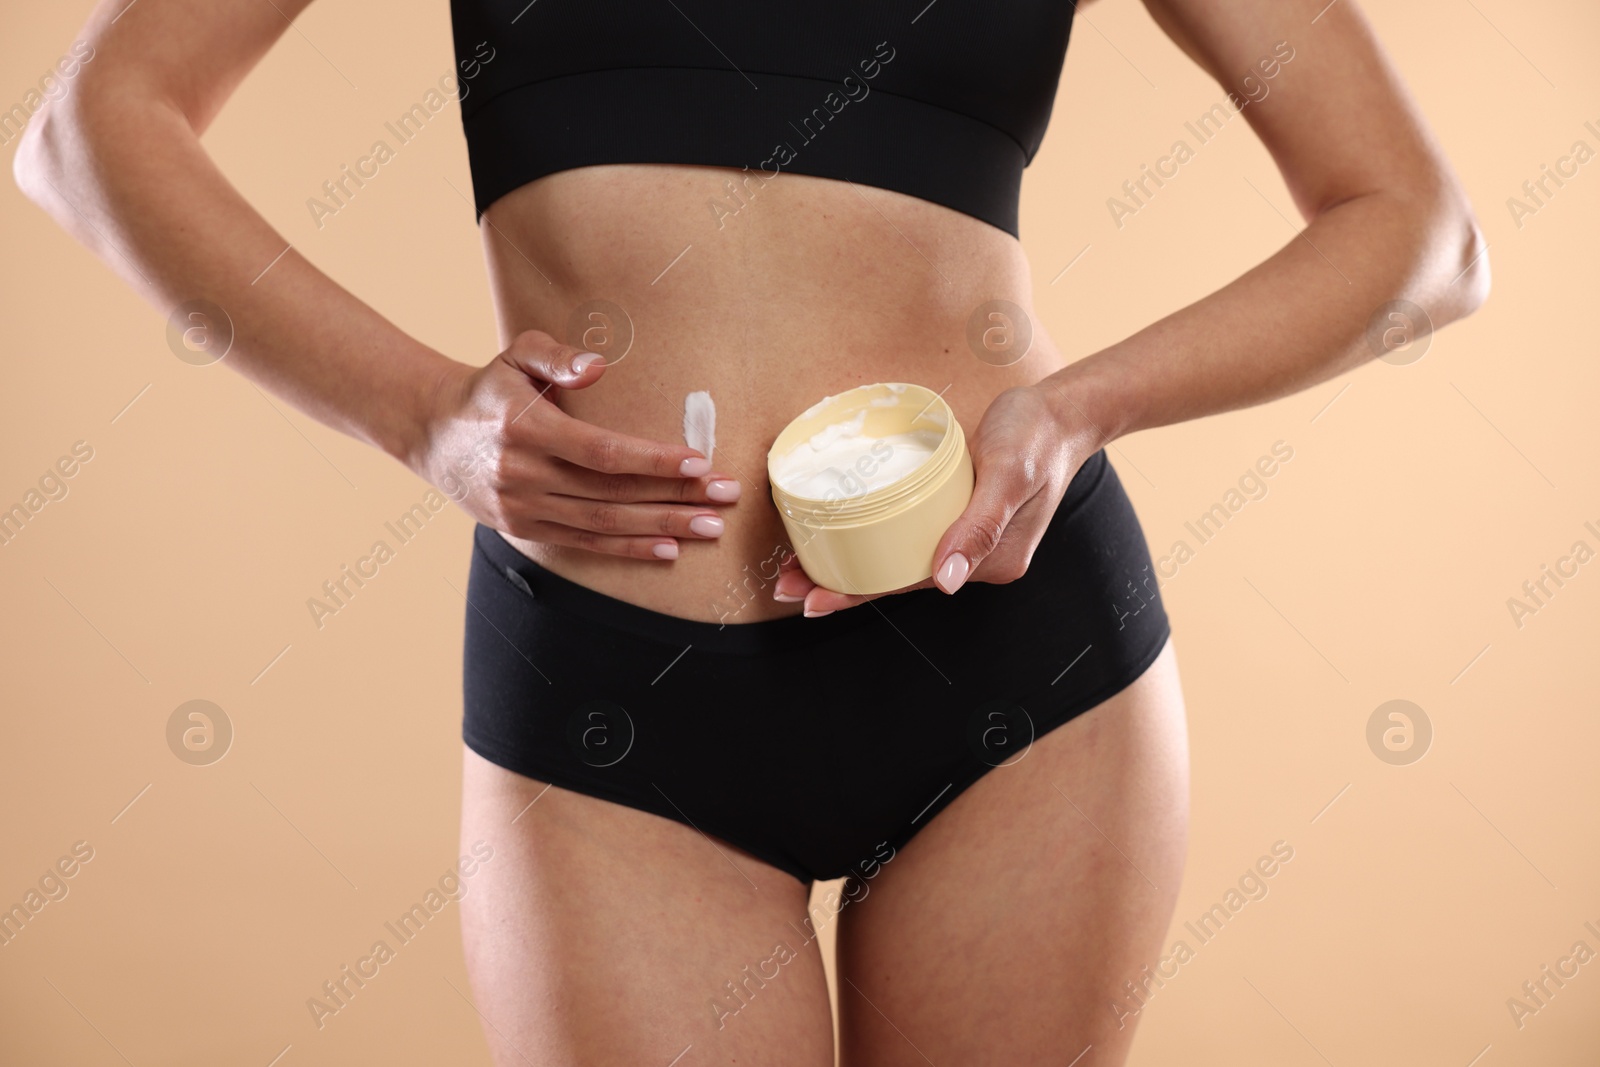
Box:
477;163;1068;622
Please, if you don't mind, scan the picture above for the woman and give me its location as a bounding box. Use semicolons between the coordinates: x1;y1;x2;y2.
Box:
14;0;1487;1062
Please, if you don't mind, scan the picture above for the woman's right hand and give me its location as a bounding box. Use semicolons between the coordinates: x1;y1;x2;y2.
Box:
411;330;740;560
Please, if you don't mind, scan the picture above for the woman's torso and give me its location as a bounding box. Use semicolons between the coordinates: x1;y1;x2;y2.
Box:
481;164;1067;622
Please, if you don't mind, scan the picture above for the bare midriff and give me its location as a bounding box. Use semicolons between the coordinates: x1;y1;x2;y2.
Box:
481;163;1068;623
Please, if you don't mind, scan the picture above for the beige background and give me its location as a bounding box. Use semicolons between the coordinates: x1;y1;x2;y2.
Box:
3;1;1597;1064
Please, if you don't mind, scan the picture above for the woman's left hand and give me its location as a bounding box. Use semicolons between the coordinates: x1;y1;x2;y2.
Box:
772;382;1102;616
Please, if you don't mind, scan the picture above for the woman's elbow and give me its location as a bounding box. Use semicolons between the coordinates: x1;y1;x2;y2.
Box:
11;100;75;215
11;68;127;214
1422;178;1492;326
1444;211;1491;322
12;114;50;205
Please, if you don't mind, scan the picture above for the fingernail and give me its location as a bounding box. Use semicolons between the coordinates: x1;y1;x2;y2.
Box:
804;608;834;618
774;591;804;603
706;479;741;503
573;352;604;372
652;542;679;560
935;552;970;594
680;456;711;477
689;514;724;537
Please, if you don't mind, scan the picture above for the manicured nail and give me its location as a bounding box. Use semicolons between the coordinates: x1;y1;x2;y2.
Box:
706;479;741;503
935;552;970;594
680;456;711;477
804;608;834;618
689;514;724;537
573;352;604;372
652;542;679;560
774;591;804;603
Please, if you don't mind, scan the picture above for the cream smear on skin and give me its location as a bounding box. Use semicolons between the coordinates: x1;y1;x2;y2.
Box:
683;390;715;463
770;404;944;500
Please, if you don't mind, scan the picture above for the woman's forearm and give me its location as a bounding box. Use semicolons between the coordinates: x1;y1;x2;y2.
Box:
13;78;458;471
1048;184;1490;448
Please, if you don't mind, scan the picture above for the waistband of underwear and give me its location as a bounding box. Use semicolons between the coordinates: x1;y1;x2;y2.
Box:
470;447;1109;656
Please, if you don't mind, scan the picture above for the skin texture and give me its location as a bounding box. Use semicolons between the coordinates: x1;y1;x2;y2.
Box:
14;0;1486;1064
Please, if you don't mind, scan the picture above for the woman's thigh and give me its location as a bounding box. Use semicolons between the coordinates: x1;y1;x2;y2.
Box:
835;638;1190;1067
457;747;835;1067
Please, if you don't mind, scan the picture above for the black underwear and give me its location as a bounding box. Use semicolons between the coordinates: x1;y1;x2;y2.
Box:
460;449;1171;885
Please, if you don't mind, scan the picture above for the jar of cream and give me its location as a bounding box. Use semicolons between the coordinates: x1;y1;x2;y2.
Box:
767;382;974;595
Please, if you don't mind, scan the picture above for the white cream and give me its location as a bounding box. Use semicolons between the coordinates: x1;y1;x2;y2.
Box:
771;415;943;500
682;390;715;464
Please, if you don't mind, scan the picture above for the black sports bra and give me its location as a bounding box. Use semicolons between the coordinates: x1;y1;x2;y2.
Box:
449;1;1075;237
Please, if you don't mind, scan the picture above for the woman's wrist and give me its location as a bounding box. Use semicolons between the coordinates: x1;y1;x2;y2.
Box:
1034;347;1143;455
382;346;471;477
